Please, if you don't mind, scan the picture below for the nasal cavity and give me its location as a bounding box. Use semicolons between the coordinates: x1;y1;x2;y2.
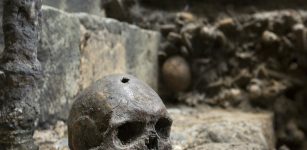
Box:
145;134;158;150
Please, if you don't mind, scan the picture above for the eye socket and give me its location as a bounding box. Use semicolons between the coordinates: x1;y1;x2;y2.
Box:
155;117;172;139
117;121;145;145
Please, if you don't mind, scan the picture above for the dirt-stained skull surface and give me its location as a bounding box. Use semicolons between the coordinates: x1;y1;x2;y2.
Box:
68;74;172;150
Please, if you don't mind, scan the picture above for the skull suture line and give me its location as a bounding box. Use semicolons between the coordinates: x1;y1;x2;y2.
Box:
68;74;173;150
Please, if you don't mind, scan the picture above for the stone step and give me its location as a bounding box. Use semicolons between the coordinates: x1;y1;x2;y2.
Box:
0;6;160;123
169;106;274;150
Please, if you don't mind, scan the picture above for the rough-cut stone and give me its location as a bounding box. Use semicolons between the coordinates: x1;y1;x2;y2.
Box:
37;6;81;123
187;143;264;150
66;0;102;16
78;22;127;90
169;106;275;150
77;13;159;90
0;6;160;123
43;0;104;16
43;0;67;10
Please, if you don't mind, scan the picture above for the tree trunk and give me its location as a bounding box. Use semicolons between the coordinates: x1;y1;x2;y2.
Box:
0;0;42;149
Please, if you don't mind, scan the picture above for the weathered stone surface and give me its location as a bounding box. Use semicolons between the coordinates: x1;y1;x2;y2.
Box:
43;0;67;10
79;22;127;90
0;6;159;123
37;6;81;123
43;0;104;16
66;0;102;16
188;143;264;150
77;13;159;90
169;106;275;150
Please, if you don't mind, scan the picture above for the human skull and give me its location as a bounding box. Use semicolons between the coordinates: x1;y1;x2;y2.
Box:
68;74;172;150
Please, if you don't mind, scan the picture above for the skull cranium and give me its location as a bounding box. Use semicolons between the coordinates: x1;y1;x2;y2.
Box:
68;74;172;150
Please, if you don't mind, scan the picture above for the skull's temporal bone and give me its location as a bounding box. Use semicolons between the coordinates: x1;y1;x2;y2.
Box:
68;74;173;150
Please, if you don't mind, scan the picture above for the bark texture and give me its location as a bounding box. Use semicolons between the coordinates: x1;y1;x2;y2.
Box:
0;0;42;149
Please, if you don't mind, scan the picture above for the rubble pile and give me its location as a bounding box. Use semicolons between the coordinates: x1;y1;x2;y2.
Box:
160;10;307;150
157;10;307;150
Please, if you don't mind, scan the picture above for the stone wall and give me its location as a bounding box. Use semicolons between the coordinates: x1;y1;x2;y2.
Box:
43;0;104;16
38;7;82;123
0;6;160;123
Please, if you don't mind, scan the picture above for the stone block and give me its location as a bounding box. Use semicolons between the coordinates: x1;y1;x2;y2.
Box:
0;6;160;123
43;0;104;16
43;0;67;10
170;106;275;150
66;0;102;16
189;143;264;150
37;6;81;123
77;13;159;90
